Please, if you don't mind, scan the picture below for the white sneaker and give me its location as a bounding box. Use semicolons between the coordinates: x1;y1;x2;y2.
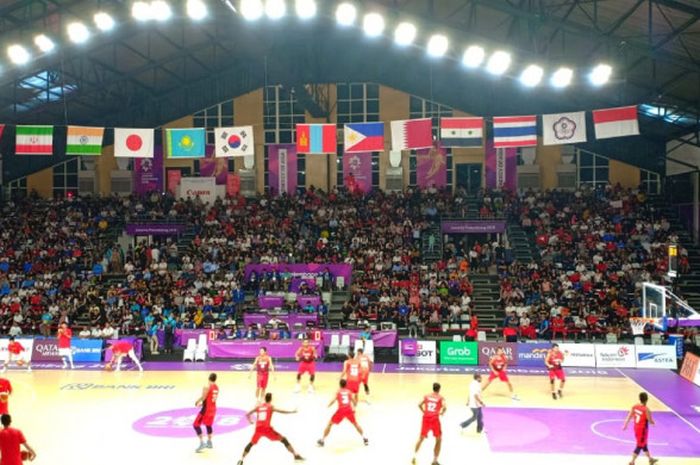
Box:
307;385;314;394
511;394;519;401
294;385;301;393
26;366;31;372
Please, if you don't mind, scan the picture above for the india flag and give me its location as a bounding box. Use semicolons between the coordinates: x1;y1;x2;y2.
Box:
66;126;104;156
15;125;53;155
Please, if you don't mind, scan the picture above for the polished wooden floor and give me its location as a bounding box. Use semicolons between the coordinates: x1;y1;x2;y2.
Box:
4;368;697;465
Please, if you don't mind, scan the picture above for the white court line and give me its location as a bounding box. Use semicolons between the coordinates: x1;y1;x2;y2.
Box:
382;363;386;374
590;419;668;446
616;368;700;436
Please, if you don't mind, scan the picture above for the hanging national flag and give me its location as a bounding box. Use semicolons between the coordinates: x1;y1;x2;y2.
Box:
214;126;254;157
593;106;639;140
390;118;433;151
166;128;205;158
0;124;4;143
114;128;154;158
492;115;537;148
296;124;336;154
440;117;483;147
66;126;104;156
15;125;53;155
542;112;587;146
344;122;384;153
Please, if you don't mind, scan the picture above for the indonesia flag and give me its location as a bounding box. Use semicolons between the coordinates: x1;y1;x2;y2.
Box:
593;106;639;140
492;115;537;148
114;128;154;158
390;118;433;151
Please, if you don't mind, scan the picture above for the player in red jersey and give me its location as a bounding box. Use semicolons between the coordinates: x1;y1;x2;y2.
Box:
412;382;447;465
545;343;565;399
0;378;11;415
57;323;74;369
357;348;373;400
623;392;659;465
481;347;518;401
0;414;36;465
2;338;30;372
106;340;143;372
341;351;362;403
236;392;304;465
249;347;274;403
194;373;219;453
295;339;317;394
317;379;368;447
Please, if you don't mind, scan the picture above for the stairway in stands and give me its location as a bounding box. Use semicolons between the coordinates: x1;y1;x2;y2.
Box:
469;273;502;330
506;223;536;263
421;224;443;262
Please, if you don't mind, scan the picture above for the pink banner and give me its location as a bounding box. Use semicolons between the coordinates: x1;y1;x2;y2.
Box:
167;170;181;195
268;144;298;195
485;139;517;190
342;151;372;193
199;145;227;184
416;143;447;188
226;173;240;196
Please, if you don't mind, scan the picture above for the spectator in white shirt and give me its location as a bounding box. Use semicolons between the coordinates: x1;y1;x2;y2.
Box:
8;323;22;337
79;327;91;339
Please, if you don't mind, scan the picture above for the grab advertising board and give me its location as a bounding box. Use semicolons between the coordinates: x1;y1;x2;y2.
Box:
399;340;436;364
439;341;478;365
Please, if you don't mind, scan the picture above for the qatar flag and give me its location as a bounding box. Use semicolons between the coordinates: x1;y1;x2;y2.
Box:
114;128;154;158
215;126;255;157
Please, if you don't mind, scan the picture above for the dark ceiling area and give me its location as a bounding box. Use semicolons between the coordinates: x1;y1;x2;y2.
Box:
0;0;698;154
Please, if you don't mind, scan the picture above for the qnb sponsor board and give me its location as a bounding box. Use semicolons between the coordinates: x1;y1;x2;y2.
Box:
0;338;34;362
399;340;436;365
635;345;677;369
31;338;104;362
439;341;478;365
559;343;596;367
178;177;216;204
516;342;551;367
595;344;636;368
477;342;518;366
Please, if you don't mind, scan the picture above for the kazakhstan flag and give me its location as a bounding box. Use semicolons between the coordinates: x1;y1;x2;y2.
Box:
166;128;206;158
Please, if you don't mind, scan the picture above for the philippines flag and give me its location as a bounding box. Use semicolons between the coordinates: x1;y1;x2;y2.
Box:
344;122;384;153
296;124;337;154
390;118;433;151
440;117;483;147
593;106;639;140
492;115;537;148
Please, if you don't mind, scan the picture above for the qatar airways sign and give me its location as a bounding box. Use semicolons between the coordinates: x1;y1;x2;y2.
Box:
178;177;216;204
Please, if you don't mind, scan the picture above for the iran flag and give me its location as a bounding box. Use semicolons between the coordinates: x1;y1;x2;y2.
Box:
114;128;154;158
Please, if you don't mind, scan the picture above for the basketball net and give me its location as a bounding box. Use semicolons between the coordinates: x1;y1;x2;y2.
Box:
630;317;652;336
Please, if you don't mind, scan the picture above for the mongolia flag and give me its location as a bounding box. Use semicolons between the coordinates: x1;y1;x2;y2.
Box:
593;106;639;140
296;124;336;154
114;128;154;158
390;118;433;151
166;128;206;158
344;122;384;153
215;126;254;157
492;115;537;148
440;117;483;147
15;125;53;155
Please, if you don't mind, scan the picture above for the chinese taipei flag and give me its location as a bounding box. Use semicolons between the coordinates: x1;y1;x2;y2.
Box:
114;128;154;158
215;126;254;157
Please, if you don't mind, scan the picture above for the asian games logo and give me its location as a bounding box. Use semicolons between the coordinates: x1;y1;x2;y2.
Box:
552;116;577;141
140;159;153;173
348;154;362;171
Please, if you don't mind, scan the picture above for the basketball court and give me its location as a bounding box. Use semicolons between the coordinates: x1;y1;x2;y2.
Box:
5;362;699;465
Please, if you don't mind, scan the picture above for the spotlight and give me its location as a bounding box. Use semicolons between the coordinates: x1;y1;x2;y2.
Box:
335;3;356;27
295;0;316;19
265;0;286;20
132;1;152;21
486;51;511;75
151;1;173;21
67;22;90;44
462;45;485;68
427;34;448;58
34;34;55;53
551;67;573;88
589;63;612;86
241;0;264;20
93;12;115;31
186;0;208;20
7;44;30;65
394;22;416;46
520;64;543;87
363;13;385;38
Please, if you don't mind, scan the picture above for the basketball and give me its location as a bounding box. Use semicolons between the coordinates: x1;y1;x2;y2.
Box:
20;450;30;461
0;393;8;402
16;360;25;367
104;363;113;371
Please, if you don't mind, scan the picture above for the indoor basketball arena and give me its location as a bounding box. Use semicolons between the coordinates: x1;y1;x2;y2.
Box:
0;1;699;465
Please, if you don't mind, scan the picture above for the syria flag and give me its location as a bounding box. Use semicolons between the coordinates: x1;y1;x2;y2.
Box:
114;128;154;158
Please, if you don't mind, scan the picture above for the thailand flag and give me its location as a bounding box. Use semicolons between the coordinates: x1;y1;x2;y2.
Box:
344;122;384;153
440;117;483;147
492;115;537;148
593;106;639;140
390;118;433;151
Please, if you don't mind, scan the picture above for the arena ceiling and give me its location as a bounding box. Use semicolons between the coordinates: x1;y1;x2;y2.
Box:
0;0;699;156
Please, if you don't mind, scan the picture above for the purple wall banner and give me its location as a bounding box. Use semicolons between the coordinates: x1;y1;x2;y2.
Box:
199;145;228;185
321;330;398;348
268;144;298;195
133;145;164;194
244;263;352;286
416;143;447;189
157;329;216;347
441;220;506;234
208;340;324;359
343;151;372;193
126;224;186;236
258;296;285;309
485;139;517;190
243;313;318;328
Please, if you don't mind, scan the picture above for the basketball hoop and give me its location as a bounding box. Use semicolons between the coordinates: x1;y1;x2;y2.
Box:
630;317;655;336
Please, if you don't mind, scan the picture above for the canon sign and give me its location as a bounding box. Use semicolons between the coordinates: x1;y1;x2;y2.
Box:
185;189;212;197
178;178;216;204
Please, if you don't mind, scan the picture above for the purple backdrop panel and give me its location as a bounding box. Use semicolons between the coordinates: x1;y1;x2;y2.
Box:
485;407;699;457
321;330;398;348
258;296;285;309
157;329;214;347
243;313;318;327
104;337;143;361
416;143;447;189
297;296;320;308
441;220;506;234
343;151;372;193
133;146;164;194
126;224;186;236
244;264;352;286
485;139;517;190
199;145;227;184
267;144;298;196
208;340;324;359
